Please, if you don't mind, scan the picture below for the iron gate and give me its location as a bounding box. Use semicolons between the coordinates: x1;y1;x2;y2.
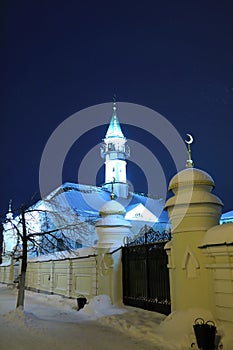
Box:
122;227;171;315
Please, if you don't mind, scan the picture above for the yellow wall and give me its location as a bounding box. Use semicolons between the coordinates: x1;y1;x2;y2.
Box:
166;231;215;313
0;250;123;306
25;256;98;300
202;245;233;326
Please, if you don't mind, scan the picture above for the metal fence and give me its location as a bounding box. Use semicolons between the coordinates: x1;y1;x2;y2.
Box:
122;227;171;315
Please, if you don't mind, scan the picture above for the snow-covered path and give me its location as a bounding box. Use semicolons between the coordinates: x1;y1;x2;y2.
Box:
0;284;159;350
0;313;155;350
1;284;230;350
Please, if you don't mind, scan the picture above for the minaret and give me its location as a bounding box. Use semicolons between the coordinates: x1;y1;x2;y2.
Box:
100;100;130;198
3;200;18;257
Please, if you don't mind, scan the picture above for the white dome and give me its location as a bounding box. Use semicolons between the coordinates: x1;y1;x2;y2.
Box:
99;200;126;216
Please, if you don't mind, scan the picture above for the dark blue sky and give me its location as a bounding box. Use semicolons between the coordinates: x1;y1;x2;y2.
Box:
1;0;232;217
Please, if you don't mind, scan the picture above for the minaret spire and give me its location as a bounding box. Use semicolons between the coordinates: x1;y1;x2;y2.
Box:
8;199;12;212
6;199;13;221
185;133;194;168
113;93;117;109
112;95;118;128
100;100;130;198
104;98;125;139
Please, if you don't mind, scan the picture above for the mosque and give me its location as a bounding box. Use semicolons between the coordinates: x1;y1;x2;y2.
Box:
2;102;170;258
2;101;232;258
1;102;233;348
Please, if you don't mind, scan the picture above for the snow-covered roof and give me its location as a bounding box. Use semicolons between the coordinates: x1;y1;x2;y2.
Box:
125;203;157;222
3;182;168;257
41;182;166;223
221;210;233;219
200;223;233;247
44;182;109;216
0;260;12;267
220;210;233;224
99;200;126;216
28;247;97;262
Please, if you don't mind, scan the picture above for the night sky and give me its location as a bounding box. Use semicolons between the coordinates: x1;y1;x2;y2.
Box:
1;0;232;218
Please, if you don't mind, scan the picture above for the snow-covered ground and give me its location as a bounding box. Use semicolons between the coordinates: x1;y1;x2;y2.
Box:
0;284;231;350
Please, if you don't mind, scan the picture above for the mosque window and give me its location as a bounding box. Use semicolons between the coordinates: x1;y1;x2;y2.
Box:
75;241;82;249
57;238;65;251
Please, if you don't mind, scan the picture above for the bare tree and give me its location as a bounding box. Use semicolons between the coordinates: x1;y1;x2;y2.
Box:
4;202;96;309
0;223;3;265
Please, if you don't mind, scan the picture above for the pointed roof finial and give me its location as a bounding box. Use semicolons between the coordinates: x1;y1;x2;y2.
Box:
185;133;194;168
105;98;125;139
113;94;117;114
8;199;12;212
110;177;116;200
6;199;13;221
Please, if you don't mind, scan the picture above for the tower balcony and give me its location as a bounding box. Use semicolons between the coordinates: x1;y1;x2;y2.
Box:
100;143;130;159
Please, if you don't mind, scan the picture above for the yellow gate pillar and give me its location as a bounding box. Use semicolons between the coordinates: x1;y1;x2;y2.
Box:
165;139;223;314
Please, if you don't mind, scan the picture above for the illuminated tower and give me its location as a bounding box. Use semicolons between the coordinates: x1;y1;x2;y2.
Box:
3;200;17;257
100;102;130;198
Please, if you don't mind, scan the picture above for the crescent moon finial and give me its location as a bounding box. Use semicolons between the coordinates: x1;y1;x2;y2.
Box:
185;133;194;168
185;133;193;145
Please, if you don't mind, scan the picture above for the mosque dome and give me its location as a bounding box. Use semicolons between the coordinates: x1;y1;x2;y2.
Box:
165;134;223;233
165;167;223;208
99;200;126;217
168;167;215;192
201;223;233;247
96;199;131;247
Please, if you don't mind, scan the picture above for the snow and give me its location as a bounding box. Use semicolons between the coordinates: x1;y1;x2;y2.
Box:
221;210;233;220
28;247;97;262
0;260;12;267
201;223;233;246
0;284;231;350
79;294;127;318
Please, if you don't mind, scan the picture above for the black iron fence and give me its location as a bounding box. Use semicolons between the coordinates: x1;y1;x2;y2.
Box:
122;227;171;315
